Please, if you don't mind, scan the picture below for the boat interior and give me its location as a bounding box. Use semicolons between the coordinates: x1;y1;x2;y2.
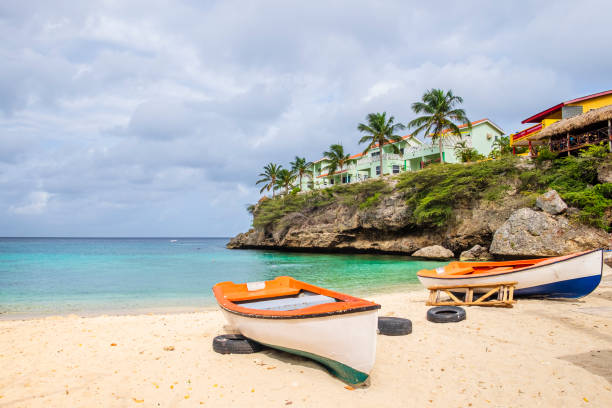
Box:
427;259;550;277
235;290;339;312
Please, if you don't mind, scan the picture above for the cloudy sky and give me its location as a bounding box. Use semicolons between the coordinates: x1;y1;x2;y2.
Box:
1;0;610;237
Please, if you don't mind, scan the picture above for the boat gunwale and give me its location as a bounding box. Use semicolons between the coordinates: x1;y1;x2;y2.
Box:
417;249;603;281
218;303;381;320
213;276;381;319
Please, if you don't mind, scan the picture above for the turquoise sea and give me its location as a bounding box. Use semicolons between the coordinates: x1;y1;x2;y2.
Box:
0;238;446;319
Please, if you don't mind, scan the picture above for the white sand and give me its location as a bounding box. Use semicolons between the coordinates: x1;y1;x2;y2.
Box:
1;279;612;407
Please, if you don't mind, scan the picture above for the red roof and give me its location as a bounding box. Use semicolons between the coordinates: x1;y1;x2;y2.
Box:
438;118;487;135
522;90;612;124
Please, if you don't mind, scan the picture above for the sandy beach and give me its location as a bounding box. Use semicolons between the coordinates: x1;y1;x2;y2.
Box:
1;271;611;407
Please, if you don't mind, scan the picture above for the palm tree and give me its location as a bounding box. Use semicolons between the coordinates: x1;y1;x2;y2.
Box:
275;168;296;195
289;156;312;191
357;112;406;178
256;163;282;198
407;89;471;164
454;141;484;163
322;144;351;180
491;135;512;156
453;140;469;159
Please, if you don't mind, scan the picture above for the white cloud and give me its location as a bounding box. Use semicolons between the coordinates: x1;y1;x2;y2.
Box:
9;191;52;215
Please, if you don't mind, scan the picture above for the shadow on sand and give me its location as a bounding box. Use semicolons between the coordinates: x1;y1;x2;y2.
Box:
559;349;612;385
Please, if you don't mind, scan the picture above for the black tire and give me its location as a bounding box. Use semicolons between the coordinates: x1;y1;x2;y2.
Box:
212;334;264;354
426;306;466;323
377;317;412;336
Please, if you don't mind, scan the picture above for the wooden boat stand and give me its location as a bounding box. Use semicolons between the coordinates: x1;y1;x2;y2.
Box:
426;282;517;308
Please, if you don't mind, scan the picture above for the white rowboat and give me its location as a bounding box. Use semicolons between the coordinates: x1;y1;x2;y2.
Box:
213;276;381;384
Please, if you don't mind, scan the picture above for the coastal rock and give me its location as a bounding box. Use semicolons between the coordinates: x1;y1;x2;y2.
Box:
228;159;610;257
412;245;454;259
459;245;493;261
227;229;269;248
489;208;610;257
598;160;612;184
535;190;567;215
359;191;410;231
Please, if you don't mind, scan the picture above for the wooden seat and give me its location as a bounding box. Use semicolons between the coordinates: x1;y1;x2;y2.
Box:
486;267;514;273
224;287;301;302
445;262;475;276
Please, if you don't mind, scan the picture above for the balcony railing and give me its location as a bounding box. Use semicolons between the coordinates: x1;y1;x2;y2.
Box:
550;126;609;153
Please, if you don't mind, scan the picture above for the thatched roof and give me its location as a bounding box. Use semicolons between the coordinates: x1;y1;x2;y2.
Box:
534;104;612;140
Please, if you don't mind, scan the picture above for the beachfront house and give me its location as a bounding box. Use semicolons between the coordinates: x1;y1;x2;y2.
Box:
510;90;612;155
306;119;505;190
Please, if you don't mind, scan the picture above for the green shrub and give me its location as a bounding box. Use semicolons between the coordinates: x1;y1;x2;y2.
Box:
252;179;390;228
535;146;558;162
359;192;381;210
396;157;519;227
594;183;612;199
563;188;612;230
580;142;610;159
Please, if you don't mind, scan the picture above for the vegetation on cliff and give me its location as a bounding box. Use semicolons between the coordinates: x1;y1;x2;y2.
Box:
250;154;611;232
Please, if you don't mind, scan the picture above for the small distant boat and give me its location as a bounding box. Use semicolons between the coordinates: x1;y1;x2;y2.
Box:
213;276;381;384
417;249;603;299
170;239;178;243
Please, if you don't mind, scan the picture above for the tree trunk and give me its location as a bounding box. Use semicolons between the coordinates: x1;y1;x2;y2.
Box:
439;137;444;164
272;178;275;198
299;173;302;190
379;148;384;178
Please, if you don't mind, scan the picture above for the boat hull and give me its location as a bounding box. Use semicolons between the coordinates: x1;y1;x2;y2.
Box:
418;249;603;299
220;308;378;384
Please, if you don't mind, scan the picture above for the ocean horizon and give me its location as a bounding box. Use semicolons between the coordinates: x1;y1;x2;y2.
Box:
0;237;445;319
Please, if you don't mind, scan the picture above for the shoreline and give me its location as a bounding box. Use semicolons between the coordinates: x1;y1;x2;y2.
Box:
2;264;609;321
0;283;425;322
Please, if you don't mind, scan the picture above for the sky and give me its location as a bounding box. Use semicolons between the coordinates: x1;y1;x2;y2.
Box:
1;0;611;237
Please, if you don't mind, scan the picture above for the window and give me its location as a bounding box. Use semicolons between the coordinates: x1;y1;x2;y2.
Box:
392;165;400;174
330;178;334;185
371;151;380;158
400;148;405;155
376;166;380;175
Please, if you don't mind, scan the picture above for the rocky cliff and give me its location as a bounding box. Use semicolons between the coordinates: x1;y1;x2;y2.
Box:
229;156;611;258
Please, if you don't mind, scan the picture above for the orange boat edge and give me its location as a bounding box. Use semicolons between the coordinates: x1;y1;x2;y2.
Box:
417;250;590;279
213;276;381;318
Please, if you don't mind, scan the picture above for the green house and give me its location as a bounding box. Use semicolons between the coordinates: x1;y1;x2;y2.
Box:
306;119;504;190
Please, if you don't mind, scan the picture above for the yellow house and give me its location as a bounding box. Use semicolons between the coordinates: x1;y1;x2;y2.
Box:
510;89;612;153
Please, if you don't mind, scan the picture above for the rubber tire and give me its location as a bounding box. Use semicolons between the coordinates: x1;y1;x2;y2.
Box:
377;317;412;336
212;334;264;354
426;306;466;323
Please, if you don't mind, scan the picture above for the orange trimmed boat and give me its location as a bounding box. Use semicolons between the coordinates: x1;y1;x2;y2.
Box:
213;276;381;384
417;249;604;298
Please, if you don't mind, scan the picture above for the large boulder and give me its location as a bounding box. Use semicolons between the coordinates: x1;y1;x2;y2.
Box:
412;245;454;259
490;208;610;257
536;190;567;215
460;244;493;261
